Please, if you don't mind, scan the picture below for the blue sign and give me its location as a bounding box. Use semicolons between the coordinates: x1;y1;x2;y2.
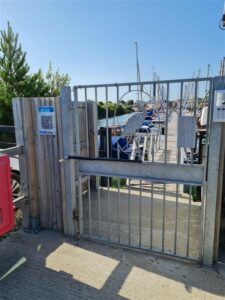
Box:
37;106;56;135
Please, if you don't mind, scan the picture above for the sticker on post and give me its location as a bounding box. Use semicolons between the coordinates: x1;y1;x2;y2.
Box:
37;106;56;135
213;90;225;122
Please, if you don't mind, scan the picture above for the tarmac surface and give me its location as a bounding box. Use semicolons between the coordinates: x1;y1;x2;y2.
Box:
0;230;225;300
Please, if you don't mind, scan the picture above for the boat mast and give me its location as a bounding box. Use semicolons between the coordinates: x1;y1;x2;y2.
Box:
135;42;142;104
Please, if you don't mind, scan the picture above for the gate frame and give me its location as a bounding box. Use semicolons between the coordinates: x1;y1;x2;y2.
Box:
203;76;225;265
69;76;225;265
10;76;225;266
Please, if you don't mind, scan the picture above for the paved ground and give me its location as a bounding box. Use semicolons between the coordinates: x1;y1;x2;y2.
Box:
83;185;201;260
0;230;225;300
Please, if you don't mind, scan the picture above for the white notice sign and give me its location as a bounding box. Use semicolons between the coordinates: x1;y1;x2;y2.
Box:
213;90;225;122
37;106;56;135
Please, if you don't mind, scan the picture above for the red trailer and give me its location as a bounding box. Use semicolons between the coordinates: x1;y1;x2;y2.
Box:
0;154;14;235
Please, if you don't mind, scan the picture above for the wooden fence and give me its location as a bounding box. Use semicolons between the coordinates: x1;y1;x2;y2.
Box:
12;87;97;235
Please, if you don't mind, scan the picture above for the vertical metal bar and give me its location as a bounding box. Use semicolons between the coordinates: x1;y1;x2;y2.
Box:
88;175;91;236
95;87;101;236
161;82;169;252
152;136;155;162
98;175;101;236
116;86;121;243
107;176;110;241
178;82;183;165
164;83;169;163
186;147;194;257
117;142;121;243
194;81;198;116
95;87;99;158
174;184;179;254
118;177;121;243
128;178;131;245
105;87;109;158
186;185;192;257
84;88;90;156
74;88;82;236
162;83;170;252
162;183;166;252
73;88;80;155
174;82;183;254
78;174;83;235
179;82;183;116
205;79;213;143
116;86;120;160
150;180;153;249
105;87;110;241
85;88;92;237
139;180;142;247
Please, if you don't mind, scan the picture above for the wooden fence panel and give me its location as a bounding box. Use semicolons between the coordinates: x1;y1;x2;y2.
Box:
13;97;63;232
12;91;97;235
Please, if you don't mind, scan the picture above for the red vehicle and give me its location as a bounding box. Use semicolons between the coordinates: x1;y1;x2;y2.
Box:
0;125;21;200
0;154;15;235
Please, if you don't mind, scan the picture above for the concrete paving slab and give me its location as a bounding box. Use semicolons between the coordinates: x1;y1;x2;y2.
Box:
0;230;225;300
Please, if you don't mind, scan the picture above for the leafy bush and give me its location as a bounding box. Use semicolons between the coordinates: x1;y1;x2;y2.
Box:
97;101;134;120
111;177;127;188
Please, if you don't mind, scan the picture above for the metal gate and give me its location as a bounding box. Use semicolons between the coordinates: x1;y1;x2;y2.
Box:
65;77;214;262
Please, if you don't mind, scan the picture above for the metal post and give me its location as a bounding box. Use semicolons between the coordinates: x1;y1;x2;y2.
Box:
139;180;142;247
128;178;131;245
203;76;225;265
60;86;77;236
150;181;154;249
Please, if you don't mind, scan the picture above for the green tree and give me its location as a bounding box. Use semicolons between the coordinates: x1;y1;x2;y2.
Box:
0;22;29;124
46;62;70;96
25;70;49;97
97;102;106;119
127;99;134;106
0;23;71;125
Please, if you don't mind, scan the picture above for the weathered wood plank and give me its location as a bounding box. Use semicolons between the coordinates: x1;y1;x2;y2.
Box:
12;98;29;229
20;98;39;232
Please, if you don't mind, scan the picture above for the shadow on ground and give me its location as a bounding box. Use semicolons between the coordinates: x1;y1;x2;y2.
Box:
0;230;225;299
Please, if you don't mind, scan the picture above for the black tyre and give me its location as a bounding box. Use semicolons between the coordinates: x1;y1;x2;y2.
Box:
11;172;21;200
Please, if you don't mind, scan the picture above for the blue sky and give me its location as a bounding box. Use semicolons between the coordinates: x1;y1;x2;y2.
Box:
0;0;224;86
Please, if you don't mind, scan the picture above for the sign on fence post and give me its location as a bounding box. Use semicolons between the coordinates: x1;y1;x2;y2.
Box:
37;106;56;135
